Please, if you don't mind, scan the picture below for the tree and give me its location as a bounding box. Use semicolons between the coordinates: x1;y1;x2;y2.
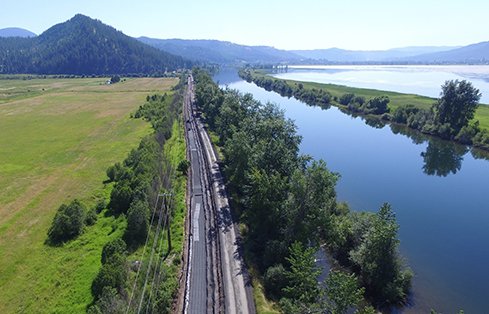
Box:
108;181;133;214
47;199;86;244
282;242;321;306
366;96;390;114
349;203;412;305
433;80;481;136
325;270;364;314
285;160;339;245
124;200;149;246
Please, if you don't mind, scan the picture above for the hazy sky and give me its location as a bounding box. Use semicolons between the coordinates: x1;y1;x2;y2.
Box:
1;0;488;50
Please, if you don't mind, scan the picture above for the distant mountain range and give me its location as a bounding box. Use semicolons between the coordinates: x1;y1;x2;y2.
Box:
1;14;488;75
0;27;36;38
140;37;489;65
0;15;191;75
138;37;301;64
401;41;489;63
290;46;460;62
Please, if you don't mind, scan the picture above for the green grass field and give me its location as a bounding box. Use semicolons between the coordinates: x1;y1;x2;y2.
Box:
271;75;489;132
0;77;177;313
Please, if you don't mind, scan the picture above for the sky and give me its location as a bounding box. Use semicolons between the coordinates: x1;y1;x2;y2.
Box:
1;0;488;50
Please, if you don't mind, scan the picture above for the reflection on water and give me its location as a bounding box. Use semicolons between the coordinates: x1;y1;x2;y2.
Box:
349;115;481;177
215;70;489;313
421;140;467;177
389;124;470;177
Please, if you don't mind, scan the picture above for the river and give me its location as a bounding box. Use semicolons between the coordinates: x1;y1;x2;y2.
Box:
214;68;489;313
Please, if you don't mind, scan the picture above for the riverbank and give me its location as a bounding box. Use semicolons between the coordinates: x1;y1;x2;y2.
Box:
218;69;489;313
240;69;489;151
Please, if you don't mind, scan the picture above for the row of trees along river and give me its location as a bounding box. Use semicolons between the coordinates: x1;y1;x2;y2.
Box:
239;69;489;152
214;68;489;313
194;68;414;313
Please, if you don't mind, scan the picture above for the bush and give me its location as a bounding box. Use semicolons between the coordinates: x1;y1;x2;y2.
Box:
177;159;190;175
365;96;390;114
95;199;106;213
110;75;121;84
473;129;489;149
101;238;127;264
91;253;127;298
455;121;480;144
85;208;98;226
87;287;126;314
392;105;420;124
339;93;355;105
47;199;86;244
264;264;288;300
353;96;366;106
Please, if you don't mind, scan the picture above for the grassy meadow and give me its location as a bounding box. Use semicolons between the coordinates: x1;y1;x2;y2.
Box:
0;77;177;313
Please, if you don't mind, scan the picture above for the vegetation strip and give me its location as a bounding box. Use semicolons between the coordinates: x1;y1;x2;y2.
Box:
40;78;188;313
0;77;170;313
240;69;489;151
193;68;412;313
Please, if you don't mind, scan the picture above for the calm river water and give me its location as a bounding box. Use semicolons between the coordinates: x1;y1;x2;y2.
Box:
214;68;489;313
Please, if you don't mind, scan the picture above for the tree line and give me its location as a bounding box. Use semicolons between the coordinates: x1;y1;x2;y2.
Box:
194;68;412;313
240;69;489;151
46;78;186;313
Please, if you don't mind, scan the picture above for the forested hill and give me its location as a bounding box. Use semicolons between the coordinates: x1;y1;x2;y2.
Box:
0;14;192;75
138;37;302;64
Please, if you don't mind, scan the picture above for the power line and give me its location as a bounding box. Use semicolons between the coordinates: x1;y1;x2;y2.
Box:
126;193;163;314
145;193;172;313
136;193;172;314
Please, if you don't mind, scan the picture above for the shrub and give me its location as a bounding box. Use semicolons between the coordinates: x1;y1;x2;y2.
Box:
110;75;121;84
365;96;390;114
95;199;106;213
106;162;126;182
353;96;366;106
455;121;480;144
473;129;489;149
91;253;127;298
392;105;420;124
85;208;98;226
339;93;355;105
264;264;287;300
177;159;190;175
47;199;86;244
101;238;127;264
87;287;126;314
